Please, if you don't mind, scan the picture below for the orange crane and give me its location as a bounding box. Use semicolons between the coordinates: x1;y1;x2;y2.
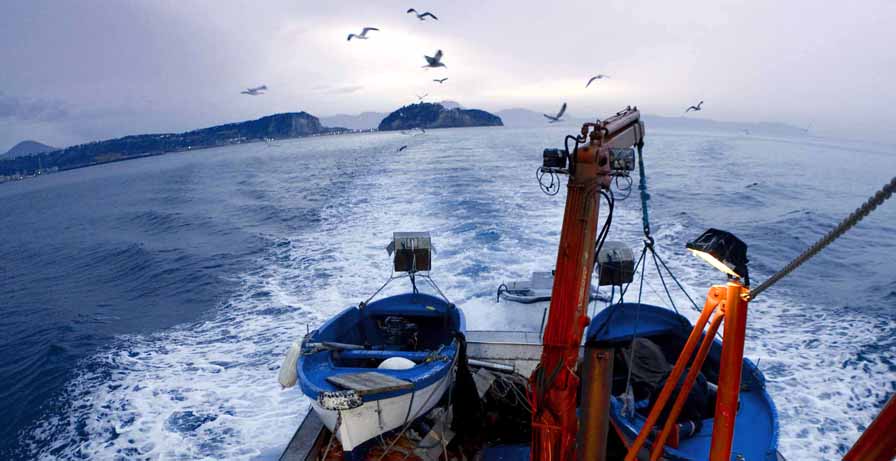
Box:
529;107;644;461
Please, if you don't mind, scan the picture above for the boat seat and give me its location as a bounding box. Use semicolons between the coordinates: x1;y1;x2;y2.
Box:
326;371;414;396
336;349;432;362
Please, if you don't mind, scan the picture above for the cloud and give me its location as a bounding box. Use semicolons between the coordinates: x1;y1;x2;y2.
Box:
312;85;365;95
0;93;70;122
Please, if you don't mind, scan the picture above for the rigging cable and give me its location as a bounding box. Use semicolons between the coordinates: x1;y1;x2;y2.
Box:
749;175;896;300
595;188;615;260
635;142;653;245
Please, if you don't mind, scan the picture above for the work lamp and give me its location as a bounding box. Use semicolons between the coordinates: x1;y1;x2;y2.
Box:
686;228;749;286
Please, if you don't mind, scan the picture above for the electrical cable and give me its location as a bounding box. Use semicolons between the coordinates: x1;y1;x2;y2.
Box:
595;188;615;260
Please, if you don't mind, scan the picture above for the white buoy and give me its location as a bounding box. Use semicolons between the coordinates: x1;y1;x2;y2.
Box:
278;341;301;388
377;357;416;370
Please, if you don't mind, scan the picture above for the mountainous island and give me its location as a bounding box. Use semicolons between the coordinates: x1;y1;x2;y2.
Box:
378;103;503;131
1;104;811;182
1;140;58;159
0;112;346;177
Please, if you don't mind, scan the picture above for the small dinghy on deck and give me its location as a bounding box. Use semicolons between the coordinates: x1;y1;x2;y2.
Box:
497;271;607;304
293;232;465;459
298;293;463;457
585;303;781;461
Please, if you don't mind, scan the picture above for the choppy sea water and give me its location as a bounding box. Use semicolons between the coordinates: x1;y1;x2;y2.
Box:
0;126;893;460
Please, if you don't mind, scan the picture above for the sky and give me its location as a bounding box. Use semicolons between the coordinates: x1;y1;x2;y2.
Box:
2;0;895;150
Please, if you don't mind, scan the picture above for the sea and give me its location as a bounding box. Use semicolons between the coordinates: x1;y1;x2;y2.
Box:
0;126;893;460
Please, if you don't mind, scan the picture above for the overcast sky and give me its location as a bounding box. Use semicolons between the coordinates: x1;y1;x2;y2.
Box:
2;0;895;150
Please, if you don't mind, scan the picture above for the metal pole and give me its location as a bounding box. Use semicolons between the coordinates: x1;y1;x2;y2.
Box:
625;285;725;461
577;346;614;461
709;282;749;461
530;142;604;461
531;108;643;461
650;311;725;461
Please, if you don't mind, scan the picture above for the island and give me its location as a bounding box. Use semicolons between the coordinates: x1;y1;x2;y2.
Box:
1;140;58;159
0;112;347;178
377;103;503;131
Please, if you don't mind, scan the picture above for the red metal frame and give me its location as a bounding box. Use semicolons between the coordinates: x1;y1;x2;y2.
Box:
709;282;749;461
843;393;896;461
623;281;750;461
529;140;607;461
624;286;725;461
529;108;642;461
650;310;725;460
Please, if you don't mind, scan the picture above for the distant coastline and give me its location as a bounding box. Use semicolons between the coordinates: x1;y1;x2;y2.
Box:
0;112;352;183
0;104;506;184
1;105;814;185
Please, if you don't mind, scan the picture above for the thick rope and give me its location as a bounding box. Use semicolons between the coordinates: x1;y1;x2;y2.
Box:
636;143;652;242
749;176;896;300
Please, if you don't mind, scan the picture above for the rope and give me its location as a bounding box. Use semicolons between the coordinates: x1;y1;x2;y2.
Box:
364;272;403;305
418;274;452;304
749;176;896;300
619;244;648;300
636;142;653;244
321;413;342;461
652;250;701;312
650;248;680;315
374;345;460;461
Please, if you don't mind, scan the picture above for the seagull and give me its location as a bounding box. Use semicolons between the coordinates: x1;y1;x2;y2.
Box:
423;49;446;68
407;9;438;20
241;85;267;96
586;74;610;87
347;27;379;41
685;101;704;112
433;78;448;84
543;102;567;123
416;93;428;102
398;145;408;152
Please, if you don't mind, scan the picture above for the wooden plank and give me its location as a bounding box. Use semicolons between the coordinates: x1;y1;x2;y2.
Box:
279;411;326;461
326;372;413;395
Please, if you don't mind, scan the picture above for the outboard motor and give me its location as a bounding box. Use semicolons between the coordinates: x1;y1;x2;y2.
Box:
381;316;419;349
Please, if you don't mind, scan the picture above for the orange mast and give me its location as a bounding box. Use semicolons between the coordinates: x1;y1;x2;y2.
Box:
529;108;644;461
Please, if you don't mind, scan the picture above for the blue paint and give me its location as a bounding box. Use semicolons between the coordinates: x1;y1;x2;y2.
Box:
587;303;780;461
298;293;465;403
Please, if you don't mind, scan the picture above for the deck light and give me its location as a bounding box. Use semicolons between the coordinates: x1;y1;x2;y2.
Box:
686;228;749;285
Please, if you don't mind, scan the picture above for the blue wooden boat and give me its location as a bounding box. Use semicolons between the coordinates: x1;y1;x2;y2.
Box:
297;292;464;457
585;302;782;461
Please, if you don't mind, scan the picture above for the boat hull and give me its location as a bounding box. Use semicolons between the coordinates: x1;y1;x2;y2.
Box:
297;292;464;457
586;303;780;461
310;367;451;453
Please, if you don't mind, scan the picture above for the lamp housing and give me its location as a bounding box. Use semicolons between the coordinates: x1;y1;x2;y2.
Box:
686;228;749;285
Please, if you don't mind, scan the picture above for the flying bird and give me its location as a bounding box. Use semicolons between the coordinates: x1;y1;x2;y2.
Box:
407;9;438;20
416;93;428;102
685;101;704;112
423;49;446;68
543;102;567;123
433;78;448;84
241;85;267;96
585;74;610;87
347;27;379;41
398;145;408;152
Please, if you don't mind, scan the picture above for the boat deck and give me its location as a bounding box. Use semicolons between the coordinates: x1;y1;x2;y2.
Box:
280;330;542;460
